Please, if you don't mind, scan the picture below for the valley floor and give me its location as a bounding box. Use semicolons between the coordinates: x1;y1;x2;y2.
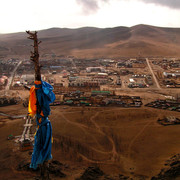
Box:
0;101;180;179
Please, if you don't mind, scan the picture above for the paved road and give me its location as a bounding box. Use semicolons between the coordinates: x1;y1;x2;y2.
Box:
146;58;161;89
5;60;22;90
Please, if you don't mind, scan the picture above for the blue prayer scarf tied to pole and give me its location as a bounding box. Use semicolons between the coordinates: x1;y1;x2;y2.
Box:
30;81;55;169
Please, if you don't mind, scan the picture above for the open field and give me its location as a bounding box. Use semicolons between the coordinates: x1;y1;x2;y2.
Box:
0;92;180;180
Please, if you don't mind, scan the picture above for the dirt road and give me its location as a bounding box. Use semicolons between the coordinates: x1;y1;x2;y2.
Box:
5;60;22;90
146;58;161;89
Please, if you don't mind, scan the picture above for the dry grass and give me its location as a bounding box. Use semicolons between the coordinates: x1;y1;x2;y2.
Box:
0;98;180;179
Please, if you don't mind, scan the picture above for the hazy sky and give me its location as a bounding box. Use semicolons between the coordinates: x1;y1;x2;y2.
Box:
1;0;180;33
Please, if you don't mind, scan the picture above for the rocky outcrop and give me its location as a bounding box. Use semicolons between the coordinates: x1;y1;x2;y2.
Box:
17;160;66;178
151;154;180;180
76;166;104;180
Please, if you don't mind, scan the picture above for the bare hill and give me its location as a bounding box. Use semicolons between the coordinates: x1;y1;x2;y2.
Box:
1;24;180;58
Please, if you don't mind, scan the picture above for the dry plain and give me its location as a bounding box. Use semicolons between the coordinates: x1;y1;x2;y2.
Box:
0;90;180;180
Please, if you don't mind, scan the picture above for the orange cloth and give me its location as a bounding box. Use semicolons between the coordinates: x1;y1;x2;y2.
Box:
28;86;37;116
34;80;42;85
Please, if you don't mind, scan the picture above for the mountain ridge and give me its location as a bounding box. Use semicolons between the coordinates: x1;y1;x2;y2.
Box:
1;24;180;58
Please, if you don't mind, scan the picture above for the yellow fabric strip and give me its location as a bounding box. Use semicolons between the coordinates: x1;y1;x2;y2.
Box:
28;86;37;116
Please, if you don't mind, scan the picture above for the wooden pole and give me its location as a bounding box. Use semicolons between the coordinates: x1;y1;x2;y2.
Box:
26;31;41;81
26;31;49;180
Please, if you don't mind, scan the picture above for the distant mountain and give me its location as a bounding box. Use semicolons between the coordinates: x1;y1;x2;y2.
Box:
1;24;180;58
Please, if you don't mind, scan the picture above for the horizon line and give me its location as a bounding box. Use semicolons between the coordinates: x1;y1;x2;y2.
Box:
1;23;180;35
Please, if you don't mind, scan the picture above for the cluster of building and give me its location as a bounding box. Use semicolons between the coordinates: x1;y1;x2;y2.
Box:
163;72;180;78
128;74;153;88
86;67;106;73
161;72;180;88
163;79;180;88
2;56;180;91
68;73;110;87
150;58;180;88
0;97;18;107
157;116;180;126
145;99;180;112
152;59;180;69
3;57;152;90
116;58;146;68
52;90;142;107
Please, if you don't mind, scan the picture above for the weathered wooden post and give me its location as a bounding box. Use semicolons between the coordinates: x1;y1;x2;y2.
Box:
26;31;41;81
26;31;52;180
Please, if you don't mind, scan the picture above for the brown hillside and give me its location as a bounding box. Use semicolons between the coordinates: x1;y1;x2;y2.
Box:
1;24;180;58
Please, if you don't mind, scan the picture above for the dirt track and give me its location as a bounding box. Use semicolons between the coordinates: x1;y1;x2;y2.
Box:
50;105;180;178
146;58;161;89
